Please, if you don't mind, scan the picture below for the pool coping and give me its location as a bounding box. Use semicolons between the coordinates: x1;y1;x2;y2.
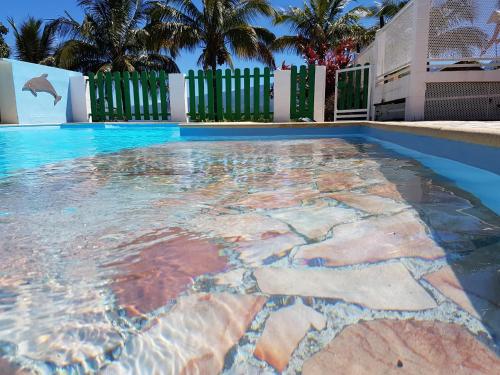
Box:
179;121;500;148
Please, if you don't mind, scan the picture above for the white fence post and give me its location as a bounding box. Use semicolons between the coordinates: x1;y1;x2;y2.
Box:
313;65;326;122
70;75;90;123
405;0;430;121
273;70;291;122
169;73;188;123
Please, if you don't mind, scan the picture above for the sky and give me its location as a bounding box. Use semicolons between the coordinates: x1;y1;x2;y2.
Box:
1;0;375;71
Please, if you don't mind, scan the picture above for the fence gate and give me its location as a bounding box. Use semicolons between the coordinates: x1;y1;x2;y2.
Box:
334;64;371;121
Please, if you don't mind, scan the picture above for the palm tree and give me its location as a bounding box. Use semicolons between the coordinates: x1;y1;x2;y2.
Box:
54;0;178;73
368;0;409;29
147;0;276;71
272;0;367;61
0;22;10;58
7;17;58;64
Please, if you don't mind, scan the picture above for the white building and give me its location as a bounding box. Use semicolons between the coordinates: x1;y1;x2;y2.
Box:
355;0;500;121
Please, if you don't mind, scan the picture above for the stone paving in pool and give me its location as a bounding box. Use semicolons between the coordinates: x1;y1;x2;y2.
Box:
0;138;499;374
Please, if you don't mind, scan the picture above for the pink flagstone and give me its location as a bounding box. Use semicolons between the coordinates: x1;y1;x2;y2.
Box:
214;268;245;287
424;266;500;319
236;232;305;266
294;211;444;266
191;213;291;242
365;183;403;201
316;171;366;192
329;192;408;214
0;358;29;375
269;204;360;241
104;293;267;375
108;228;227;315
254;301;326;372
254;263;437;311
302;319;500;375
235;188;318;210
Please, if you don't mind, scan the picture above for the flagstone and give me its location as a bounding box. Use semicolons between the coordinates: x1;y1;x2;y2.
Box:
235;188;318;210
423;264;500;338
424;266;499;318
294;211;444;266
254;301;326;372
365;183;403;201
302;319;500;375
191;213;291;242
316;172;366;193
236;232;305;266
214;268;245;287
328;192;408;214
0;358;25;375
109;228;227;315
254;263;437;311
269;205;360;241
104;293;266;375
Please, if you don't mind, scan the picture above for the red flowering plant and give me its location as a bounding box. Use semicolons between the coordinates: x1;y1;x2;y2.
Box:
303;39;354;97
281;39;355;119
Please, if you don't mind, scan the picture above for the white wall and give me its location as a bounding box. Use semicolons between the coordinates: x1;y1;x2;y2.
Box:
0;60;19;124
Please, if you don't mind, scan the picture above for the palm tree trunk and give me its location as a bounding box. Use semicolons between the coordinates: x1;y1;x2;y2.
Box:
210;60;219;121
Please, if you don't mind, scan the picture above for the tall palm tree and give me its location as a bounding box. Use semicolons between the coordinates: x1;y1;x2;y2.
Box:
7;17;58;64
0;22;10;58
55;0;178;73
147;0;276;71
272;0;367;61
368;0;409;29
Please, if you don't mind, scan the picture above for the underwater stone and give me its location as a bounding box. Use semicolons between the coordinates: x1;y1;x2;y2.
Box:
191;213;291;242
254;300;326;372
104;293;266;375
269;205;360;241
109;228;227;315
254;263;437;311
236;232;305;266
235;188;319;210
294;211;444;266
315;171;367;193
328;192;408;214
424;263;500;341
302;319;500;374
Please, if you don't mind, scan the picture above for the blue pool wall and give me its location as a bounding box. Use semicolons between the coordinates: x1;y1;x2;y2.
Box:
0;59;82;125
180;125;500;175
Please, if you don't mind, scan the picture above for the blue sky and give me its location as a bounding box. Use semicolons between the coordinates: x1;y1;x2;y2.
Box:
1;0;375;71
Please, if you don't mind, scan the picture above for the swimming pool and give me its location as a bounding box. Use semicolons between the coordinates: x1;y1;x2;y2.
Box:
0;124;181;177
0;125;499;374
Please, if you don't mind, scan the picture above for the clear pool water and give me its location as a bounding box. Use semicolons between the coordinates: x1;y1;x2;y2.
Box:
0;125;181;177
0;126;498;374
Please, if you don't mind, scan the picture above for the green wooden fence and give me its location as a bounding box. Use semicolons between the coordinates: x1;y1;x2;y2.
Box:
88;71;170;122
186;67;274;122
336;64;370;111
290;64;316;120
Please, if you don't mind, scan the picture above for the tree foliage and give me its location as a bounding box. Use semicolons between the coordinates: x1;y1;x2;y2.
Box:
147;0;276;71
54;0;179;73
7;17;57;63
272;0;370;60
0;22;10;58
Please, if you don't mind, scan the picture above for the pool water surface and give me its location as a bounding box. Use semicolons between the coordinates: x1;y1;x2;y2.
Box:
0;133;499;374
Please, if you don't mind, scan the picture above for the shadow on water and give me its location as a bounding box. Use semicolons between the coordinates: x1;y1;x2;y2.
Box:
351;138;500;349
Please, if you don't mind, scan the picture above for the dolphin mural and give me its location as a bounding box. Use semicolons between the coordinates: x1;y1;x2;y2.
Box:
22;74;62;106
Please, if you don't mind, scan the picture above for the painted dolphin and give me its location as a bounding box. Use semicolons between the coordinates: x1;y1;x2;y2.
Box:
22;74;62;106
